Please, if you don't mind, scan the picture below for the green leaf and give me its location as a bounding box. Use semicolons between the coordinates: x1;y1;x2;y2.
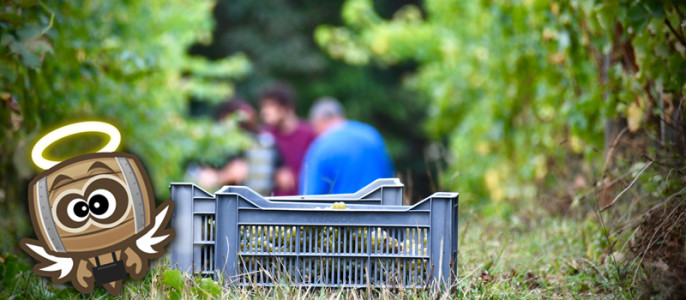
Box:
25;37;52;52
0;254;31;288
0;34;17;47
16;25;42;42
195;277;221;298
8;42;41;68
0;60;18;82
184;54;251;78
644;0;666;19
185;78;234;103
626;4;652;32
162;269;184;300
162;269;184;291
595;1;620;31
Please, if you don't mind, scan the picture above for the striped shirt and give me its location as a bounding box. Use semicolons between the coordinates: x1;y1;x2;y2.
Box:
244;132;279;196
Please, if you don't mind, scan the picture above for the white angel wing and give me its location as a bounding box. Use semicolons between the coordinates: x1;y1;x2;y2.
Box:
136;204;172;254
24;243;73;279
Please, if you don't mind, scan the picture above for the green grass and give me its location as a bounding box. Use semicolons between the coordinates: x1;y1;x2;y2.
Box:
1;202;637;299
455;213;633;298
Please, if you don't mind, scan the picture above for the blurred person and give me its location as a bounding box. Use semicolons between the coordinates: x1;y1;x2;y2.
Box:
299;97;394;195
259;83;316;195
196;98;281;195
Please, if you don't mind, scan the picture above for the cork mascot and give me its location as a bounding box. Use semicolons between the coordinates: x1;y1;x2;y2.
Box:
20;121;175;296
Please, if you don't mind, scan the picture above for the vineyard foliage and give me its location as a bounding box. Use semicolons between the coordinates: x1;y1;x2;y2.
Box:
188;0;438;200
0;0;251;202
316;0;686;205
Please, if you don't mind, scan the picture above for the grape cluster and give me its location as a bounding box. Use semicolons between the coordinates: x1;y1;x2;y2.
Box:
235;225;430;284
331;202;346;209
237;226;428;256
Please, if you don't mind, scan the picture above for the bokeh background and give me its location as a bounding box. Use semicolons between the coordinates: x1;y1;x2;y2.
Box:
1;0;685;298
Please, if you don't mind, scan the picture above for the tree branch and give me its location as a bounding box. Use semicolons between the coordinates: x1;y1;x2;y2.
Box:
674;4;684;24
664;18;686;46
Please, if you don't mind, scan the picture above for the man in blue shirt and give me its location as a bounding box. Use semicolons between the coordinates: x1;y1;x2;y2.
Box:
299;97;394;195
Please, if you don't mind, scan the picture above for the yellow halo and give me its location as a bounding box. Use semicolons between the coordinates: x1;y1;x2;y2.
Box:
31;121;121;170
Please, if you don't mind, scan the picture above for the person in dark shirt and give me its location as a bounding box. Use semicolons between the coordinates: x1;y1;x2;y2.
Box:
299;97;394;195
259;83;316;195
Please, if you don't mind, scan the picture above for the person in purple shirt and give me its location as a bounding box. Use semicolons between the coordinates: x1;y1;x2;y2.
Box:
259;83;316;196
299;97;394;195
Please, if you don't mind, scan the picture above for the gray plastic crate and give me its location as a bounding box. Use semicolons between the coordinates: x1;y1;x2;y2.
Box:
170;178;458;288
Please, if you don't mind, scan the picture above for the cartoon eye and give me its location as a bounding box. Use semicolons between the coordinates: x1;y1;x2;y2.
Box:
88;189;116;219
83;177;130;225
66;199;89;223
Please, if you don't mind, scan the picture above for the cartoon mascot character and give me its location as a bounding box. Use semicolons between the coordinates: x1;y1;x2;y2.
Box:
20;122;175;296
